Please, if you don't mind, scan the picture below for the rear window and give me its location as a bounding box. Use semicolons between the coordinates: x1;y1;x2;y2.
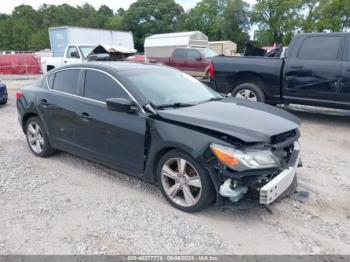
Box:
297;36;342;60
52;69;80;95
200;48;218;58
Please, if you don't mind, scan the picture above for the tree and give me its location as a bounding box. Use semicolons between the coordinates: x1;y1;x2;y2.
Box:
122;0;184;50
222;0;251;51
314;0;350;32
183;0;228;40
252;0;303;46
105;16;124;30
182;0;250;52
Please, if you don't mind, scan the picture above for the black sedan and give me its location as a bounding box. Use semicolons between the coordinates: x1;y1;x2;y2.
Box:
17;62;301;212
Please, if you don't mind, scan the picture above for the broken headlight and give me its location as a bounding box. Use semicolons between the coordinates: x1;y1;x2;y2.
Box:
210;143;280;172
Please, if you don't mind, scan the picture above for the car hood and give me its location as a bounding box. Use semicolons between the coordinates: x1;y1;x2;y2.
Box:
157;97;300;143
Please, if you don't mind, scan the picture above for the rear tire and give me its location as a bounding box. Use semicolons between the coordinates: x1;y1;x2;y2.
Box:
232;83;265;102
25;116;56;157
157;150;215;212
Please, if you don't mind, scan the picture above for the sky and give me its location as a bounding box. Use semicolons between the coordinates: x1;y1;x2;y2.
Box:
0;0;257;14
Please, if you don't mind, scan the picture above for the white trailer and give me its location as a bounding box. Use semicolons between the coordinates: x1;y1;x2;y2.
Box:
41;26;137;73
144;31;209;60
49;26;135;57
209;41;237;56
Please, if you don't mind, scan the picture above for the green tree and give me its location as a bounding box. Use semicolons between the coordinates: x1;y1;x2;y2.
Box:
314;0;350;32
222;0;251;51
0;15;13;50
182;0;250;52
252;0;303;46
183;0;228;40
122;0;184;50
105;16;124;30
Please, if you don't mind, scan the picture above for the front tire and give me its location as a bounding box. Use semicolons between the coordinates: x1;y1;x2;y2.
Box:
157;150;215;212
232;83;265;102
25;117;56;157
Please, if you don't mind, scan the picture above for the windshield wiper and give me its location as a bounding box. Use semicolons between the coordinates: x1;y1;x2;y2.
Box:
155;102;195;109
196;97;224;105
208;97;224;101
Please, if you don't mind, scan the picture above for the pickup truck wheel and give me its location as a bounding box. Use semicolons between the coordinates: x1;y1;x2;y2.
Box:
232;83;265;102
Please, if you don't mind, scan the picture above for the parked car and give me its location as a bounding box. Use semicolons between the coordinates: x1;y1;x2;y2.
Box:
209;32;350;110
0;80;8;104
17;62;301;212
149;47;218;78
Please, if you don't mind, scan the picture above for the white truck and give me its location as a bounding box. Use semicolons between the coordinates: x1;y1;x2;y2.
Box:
41;26;136;73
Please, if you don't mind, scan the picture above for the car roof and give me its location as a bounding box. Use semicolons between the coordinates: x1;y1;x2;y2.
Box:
56;61;165;72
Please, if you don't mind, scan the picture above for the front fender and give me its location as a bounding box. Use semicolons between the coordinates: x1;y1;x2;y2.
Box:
143;118;231;191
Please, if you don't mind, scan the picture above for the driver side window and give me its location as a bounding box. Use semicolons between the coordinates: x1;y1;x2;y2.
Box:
187;50;201;60
67;46;80;58
84;69;128;102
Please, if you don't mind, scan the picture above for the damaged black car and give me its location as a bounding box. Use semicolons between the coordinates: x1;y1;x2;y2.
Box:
16;62;301;212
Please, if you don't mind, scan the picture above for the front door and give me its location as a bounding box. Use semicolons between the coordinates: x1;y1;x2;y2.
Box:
64;46;81;65
171;49;188;72
283;35;344;104
77;68;146;174
185;49;205;77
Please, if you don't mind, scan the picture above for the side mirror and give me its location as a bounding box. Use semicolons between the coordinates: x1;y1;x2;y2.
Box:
195;56;202;61
106;98;138;113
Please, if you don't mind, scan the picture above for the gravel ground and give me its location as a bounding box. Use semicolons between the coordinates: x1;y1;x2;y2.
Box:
0;78;350;255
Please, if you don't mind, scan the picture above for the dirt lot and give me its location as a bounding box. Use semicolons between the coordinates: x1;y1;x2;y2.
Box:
0;78;350;255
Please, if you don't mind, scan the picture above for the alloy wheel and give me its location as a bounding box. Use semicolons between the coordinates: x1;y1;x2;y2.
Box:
27;122;45;154
161;158;202;207
235;89;258;101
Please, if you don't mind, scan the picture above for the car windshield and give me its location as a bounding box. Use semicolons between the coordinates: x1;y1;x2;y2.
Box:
200;48;218;58
120;68;222;108
79;46;95;58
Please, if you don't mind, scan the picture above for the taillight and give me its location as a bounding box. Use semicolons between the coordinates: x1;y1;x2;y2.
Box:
208;63;215;79
16;91;24;100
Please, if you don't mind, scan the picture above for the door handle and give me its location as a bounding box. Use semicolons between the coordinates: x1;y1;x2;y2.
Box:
40;99;50;107
290;65;304;69
80;112;91;121
346;68;350;72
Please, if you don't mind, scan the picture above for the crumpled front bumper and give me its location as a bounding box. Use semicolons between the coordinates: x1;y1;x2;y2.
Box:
260;142;300;204
216;141;301;205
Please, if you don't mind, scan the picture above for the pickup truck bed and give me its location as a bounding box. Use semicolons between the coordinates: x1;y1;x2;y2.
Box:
213;56;283;102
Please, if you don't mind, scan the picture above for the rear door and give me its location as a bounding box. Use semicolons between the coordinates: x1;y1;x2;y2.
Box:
171;49;187;71
77;68;146;174
339;35;350;108
283;35;344;104
37;68;83;152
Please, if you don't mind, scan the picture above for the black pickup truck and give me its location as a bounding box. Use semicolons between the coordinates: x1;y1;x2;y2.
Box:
209;33;350;110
